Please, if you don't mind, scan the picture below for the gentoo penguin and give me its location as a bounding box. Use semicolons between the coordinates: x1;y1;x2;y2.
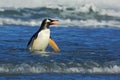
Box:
27;19;60;52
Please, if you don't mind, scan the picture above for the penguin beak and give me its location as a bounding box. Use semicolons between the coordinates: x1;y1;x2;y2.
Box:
50;20;58;25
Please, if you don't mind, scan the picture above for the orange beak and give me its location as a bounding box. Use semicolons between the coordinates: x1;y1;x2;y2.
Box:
50;20;58;25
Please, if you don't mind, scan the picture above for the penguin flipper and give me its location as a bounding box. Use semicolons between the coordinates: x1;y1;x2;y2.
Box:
27;33;38;49
49;38;60;52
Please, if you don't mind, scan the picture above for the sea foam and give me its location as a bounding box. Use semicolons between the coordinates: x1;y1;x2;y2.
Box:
0;63;120;74
0;0;119;27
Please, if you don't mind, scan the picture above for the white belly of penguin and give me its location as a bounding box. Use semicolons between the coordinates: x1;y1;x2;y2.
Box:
32;29;50;51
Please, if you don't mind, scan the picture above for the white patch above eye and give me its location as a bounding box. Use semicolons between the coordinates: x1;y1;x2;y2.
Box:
46;19;50;22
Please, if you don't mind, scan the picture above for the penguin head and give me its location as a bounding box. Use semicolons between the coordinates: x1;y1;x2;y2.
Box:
40;19;58;30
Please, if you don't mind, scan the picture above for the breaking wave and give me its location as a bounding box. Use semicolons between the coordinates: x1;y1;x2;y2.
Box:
0;5;120;27
0;18;120;27
0;62;120;74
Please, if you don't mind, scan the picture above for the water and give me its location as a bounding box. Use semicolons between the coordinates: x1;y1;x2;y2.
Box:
0;26;120;79
0;0;120;79
0;0;120;27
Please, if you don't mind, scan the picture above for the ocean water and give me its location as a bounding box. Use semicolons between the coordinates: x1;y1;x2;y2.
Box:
0;0;120;80
0;26;120;79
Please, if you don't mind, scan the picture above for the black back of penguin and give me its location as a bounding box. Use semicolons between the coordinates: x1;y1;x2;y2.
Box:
27;18;59;52
27;19;51;46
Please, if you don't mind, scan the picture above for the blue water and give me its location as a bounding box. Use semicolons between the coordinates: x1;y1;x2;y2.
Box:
0;74;120;80
0;0;120;79
0;25;120;79
0;3;120;27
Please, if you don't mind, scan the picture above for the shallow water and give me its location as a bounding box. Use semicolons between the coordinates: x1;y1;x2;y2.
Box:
0;0;120;79
0;25;120;75
0;25;120;80
0;74;120;80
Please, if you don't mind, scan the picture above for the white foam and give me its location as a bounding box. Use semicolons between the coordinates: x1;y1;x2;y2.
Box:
59;19;120;28
0;0;120;10
0;18;120;28
74;3;98;13
0;0;120;28
100;9;120;17
0;63;120;74
0;18;41;26
90;65;120;74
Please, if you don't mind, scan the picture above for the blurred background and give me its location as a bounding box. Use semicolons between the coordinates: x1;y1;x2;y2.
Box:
0;0;119;27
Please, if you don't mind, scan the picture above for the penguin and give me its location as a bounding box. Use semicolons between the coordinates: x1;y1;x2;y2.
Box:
27;19;60;52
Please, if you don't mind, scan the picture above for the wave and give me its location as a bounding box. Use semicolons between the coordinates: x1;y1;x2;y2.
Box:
0;5;120;27
0;62;120;74
0;0;120;10
0;18;120;27
0;6;120;19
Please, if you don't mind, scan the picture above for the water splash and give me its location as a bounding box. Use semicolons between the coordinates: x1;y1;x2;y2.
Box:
0;0;120;27
0;62;120;74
